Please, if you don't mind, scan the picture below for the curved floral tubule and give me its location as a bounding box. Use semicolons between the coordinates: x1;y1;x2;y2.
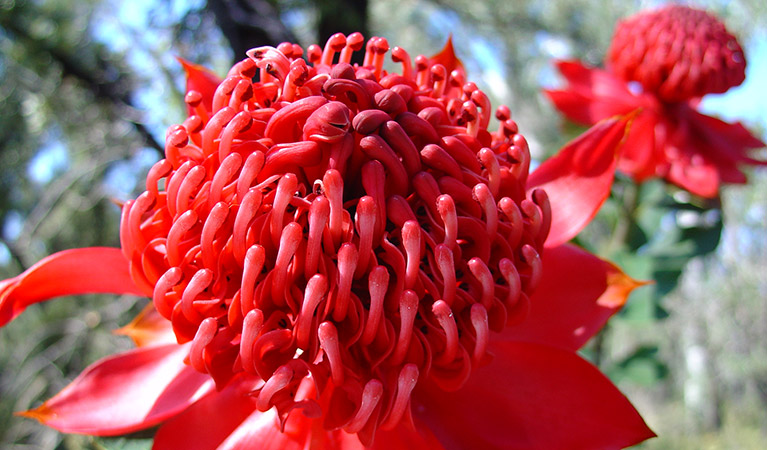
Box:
0;32;655;449
119;32;551;444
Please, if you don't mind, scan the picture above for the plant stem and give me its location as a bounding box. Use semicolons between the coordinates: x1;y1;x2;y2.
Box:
593;179;640;368
607;180;640;256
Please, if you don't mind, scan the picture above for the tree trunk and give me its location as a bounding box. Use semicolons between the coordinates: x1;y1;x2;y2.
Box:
206;0;298;61
317;0;369;64
682;316;722;431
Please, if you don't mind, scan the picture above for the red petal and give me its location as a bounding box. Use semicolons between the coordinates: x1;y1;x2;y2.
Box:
546;60;644;124
528;115;632;247
369;421;445;450
428;35;464;78
155;381;444;450
215;409;444;450
616;110;663;182
0;247;144;326
665;151;720;198
213;409;315;450
544;89;597;125
114;303;176;347
19;344;212;435
153;376;260;450
682;104;766;163
178;57;221;115
663;105;766;197
498;244;644;350
414;341;655;450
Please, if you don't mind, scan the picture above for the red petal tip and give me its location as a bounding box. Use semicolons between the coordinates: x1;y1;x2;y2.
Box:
529;113;634;247
113;304;175;347
16;402;55;424
428;35;464;75
602;269;651;309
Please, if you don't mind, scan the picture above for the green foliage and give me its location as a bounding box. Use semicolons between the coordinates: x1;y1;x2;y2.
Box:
610;345;669;386
0;294;143;448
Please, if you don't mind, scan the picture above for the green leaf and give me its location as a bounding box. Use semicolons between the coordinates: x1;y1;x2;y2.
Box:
608;345;669;386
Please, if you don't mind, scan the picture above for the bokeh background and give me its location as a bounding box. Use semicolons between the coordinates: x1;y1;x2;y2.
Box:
0;0;765;448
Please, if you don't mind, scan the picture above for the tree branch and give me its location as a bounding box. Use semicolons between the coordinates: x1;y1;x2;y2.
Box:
0;15;164;157
206;0;298;61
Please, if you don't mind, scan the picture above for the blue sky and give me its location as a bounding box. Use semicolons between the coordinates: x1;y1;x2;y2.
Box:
699;34;767;137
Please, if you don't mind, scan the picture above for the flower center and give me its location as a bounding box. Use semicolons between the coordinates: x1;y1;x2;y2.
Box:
607;5;746;102
120;33;550;443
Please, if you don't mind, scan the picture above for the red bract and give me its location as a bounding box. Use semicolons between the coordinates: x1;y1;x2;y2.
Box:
1;34;654;449
546;5;765;198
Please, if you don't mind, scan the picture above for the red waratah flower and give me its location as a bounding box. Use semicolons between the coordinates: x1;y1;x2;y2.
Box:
546;5;766;198
0;34;654;449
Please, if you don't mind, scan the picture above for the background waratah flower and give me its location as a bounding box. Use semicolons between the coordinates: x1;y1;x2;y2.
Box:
545;5;766;198
0;33;654;449
608;5;746;103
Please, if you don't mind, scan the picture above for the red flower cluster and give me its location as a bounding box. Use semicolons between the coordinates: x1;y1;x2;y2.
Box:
1;34;653;449
608;5;746;103
547;5;765;197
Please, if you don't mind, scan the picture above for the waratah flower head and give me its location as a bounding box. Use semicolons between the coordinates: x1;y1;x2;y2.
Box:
607;5;746;103
121;33;549;443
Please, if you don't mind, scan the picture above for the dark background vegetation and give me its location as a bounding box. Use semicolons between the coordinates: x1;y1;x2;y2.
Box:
0;0;765;448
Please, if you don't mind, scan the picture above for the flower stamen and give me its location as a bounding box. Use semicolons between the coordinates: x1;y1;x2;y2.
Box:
120;34;553;442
